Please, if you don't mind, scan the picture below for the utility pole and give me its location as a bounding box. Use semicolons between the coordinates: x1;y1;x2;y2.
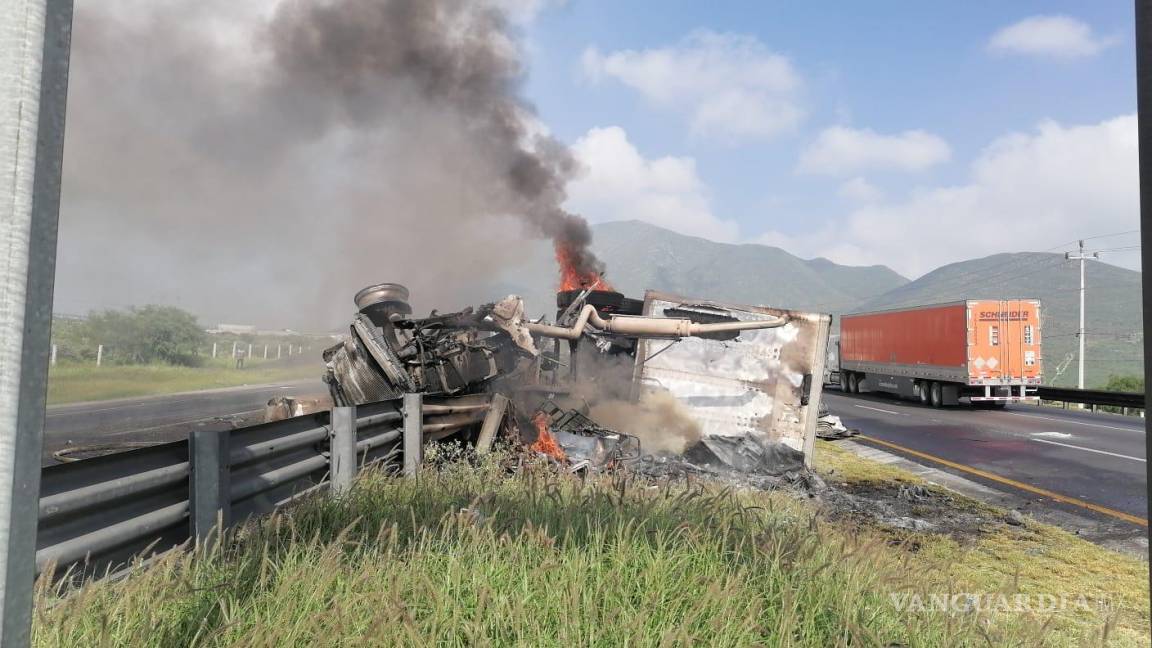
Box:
1066;240;1099;389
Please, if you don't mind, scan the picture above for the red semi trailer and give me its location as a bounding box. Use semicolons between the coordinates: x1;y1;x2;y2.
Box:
838;300;1042;407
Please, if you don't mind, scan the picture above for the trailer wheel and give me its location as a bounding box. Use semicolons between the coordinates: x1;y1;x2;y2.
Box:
930;382;943;408
848;373;860;394
840;372;850;393
916;381;930;405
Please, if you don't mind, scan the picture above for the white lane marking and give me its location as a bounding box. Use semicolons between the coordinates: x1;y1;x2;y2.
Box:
1031;438;1146;462
853;404;906;416
1003;411;1142;432
1031;432;1072;438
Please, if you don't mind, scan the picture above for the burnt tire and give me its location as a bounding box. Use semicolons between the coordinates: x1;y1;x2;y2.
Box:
930;382;943;408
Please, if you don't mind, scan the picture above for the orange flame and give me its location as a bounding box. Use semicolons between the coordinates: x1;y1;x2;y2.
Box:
529;411;567;462
555;241;613;293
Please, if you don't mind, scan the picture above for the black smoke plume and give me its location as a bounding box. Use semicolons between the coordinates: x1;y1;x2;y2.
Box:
57;0;600;328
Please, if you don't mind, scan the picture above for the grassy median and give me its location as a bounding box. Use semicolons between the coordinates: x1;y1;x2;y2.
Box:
816;441;1150;646
46;358;322;405
33;448;1149;647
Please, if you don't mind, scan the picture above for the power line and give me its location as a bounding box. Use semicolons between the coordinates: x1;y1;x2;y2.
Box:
1087;245;1142;253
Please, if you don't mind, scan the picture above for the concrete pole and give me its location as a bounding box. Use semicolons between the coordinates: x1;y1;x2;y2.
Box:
96;344;103;366
1078;242;1085;390
263;344;268;359
211;342;217;359
246;343;252;359
49;344;56;367
0;0;74;642
231;341;237;359
1066;240;1098;390
277;344;282;359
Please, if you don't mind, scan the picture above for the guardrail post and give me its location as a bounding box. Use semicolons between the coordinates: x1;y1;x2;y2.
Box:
403;392;423;477
330;406;357;494
190;429;231;545
475;394;509;454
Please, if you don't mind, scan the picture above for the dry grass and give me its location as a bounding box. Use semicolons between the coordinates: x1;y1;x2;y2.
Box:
816;440;1150;646
33;448;1141;647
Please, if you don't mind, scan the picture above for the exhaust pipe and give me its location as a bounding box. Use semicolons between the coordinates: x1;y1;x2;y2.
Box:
524;304;786;340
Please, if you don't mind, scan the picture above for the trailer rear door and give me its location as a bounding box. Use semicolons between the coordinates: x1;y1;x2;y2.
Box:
967;299;1042;384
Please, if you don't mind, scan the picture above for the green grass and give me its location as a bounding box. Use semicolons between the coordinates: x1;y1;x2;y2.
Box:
33;451;1147;647
46;358;322;405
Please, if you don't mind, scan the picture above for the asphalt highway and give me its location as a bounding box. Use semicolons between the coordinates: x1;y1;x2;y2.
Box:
823;389;1147;528
43;379;327;464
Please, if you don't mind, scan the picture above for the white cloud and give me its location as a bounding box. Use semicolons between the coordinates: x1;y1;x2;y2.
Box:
566;126;739;242
839;177;883;203
798;126;951;175
987;15;1117;60
582;31;802;140
760;114;1138;277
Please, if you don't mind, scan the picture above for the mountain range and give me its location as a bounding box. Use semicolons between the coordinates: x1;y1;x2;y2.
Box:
497;220;1142;388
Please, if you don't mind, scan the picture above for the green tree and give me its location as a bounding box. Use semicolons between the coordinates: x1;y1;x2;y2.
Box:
1103;374;1144;393
79;305;208;366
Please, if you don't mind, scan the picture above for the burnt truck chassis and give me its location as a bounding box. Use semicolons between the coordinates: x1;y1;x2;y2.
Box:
321;282;832;474
323;283;786;406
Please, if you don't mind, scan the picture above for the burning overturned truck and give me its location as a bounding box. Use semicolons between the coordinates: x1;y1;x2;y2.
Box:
323;275;832;474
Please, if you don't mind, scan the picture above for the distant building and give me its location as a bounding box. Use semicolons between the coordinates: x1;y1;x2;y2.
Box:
255;328;302;337
210;323;257;334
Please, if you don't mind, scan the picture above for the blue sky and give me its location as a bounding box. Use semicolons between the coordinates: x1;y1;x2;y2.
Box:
514;1;1139;278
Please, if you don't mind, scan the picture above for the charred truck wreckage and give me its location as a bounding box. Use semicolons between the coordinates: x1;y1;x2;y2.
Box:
323;271;834;479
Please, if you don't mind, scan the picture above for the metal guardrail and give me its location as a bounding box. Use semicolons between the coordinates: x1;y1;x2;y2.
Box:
1035;387;1145;409
36;393;499;577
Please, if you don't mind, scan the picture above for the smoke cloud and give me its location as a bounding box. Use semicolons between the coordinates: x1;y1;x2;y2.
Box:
590;391;703;455
56;0;599;329
551;347;702;456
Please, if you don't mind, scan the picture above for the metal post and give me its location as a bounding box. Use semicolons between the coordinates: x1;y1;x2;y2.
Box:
263;344;268;359
95;343;102;366
247;343;252;359
277;344;282;359
475;394;509;454
403;392;423;477
211;342;217;358
231;341;237;358
0;1;74;641
190;429;231;545
330;406;357;494
49;344;56;366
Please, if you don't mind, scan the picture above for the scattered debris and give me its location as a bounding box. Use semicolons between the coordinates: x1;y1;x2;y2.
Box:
263;396;332;423
816;403;857;440
685;435;806;476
